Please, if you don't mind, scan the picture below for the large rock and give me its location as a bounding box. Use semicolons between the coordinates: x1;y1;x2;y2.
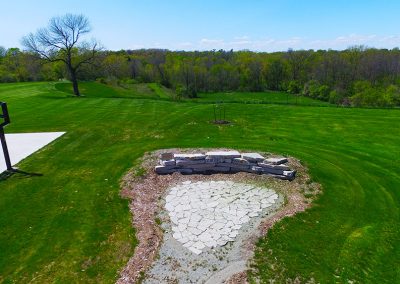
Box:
271;170;296;180
206;158;235;164
175;168;193;174
241;153;265;162
161;159;176;166
228;163;251;170
264;157;288;165
190;163;216;169
155;151;296;181
155;165;175;174
174;153;206;160
205;157;224;164
176;159;206;166
205;151;241;159
260;167;285;175
258;162;290;171
160;152;174;161
250;166;263;173
283;170;296;180
192;168;207;174
209;166;231;173
232;158;251;165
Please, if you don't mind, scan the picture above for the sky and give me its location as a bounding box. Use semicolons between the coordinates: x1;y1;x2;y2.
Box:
1;0;400;52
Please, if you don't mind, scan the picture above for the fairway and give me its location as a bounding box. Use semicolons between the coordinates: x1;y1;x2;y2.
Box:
0;82;399;283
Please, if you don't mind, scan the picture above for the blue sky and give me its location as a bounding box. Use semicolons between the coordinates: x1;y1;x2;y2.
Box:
1;0;400;51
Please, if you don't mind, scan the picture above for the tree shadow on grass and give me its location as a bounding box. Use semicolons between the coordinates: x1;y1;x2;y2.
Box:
0;168;43;181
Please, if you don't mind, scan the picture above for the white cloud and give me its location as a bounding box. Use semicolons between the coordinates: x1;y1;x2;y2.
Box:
129;34;400;52
200;38;225;45
228;35;400;51
230;40;252;46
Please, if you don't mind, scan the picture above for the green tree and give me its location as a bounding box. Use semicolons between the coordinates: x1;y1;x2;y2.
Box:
266;59;286;90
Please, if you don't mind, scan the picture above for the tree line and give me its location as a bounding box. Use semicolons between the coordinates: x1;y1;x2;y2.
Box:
2;44;400;107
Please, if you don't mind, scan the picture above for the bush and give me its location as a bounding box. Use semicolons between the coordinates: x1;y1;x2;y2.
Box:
350;81;398;107
96;77;107;84
385;85;400;106
287;80;301;94
317;85;330;100
123;78;138;84
174;84;197;99
329;88;347;105
0;71;18;83
303;80;330;101
175;84;184;101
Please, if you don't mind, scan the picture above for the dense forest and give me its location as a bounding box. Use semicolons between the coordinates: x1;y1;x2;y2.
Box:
1;45;400;107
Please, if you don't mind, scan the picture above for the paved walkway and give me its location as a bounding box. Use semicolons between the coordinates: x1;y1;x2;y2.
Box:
165;180;278;254
0;132;65;173
144;180;282;283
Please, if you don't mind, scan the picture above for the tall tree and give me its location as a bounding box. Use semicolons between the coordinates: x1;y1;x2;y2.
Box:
266;59;286;90
0;46;6;59
22;14;100;96
285;49;311;83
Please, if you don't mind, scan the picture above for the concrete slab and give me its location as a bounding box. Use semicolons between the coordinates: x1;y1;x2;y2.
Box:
0;132;65;173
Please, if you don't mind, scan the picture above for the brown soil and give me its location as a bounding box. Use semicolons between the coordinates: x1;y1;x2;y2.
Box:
225;271;248;284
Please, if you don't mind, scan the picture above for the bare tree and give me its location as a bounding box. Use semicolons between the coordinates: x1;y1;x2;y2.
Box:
22;14;100;96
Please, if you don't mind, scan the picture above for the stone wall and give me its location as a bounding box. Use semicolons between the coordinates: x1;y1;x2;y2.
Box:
155;151;296;180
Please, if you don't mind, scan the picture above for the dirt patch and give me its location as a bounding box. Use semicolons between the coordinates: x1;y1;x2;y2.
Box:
117;149;320;284
225;270;248;284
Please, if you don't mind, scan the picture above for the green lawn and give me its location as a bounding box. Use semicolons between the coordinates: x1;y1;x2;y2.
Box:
0;82;399;283
194;90;331;106
55;81;173;100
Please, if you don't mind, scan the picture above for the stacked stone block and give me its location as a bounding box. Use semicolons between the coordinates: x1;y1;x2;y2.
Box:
155;151;296;180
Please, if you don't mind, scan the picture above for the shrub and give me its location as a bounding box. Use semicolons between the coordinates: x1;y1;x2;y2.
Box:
350;81;398;107
303;80;330;101
329;88;347;105
287;80;301;94
96;77;107;84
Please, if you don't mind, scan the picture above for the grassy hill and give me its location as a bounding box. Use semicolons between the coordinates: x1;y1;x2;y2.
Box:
0;82;399;283
55;81;174;100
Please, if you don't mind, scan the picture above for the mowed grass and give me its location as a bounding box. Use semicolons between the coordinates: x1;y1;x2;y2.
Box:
194;90;331;106
0;82;399;283
55;81;173;100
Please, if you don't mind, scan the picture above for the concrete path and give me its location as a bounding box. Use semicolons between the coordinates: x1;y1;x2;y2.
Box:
165;180;278;254
0;132;65;173
144;180;283;284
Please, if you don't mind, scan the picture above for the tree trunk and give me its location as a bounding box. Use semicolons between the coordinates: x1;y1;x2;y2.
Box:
70;68;80;97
